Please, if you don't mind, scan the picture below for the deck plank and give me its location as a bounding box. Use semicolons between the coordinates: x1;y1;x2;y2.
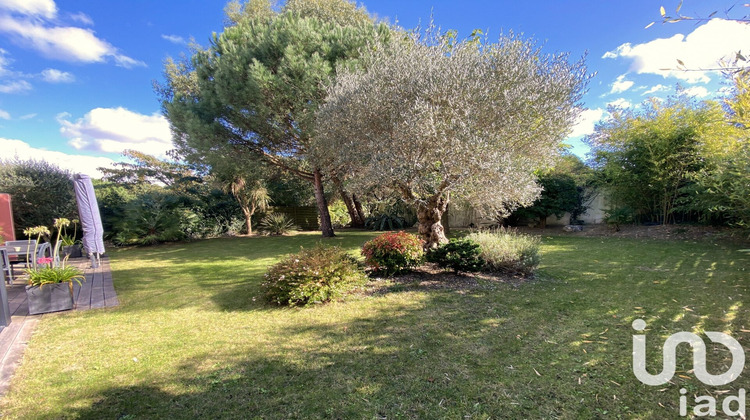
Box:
0;320;22;363
0;316;39;395
7;286;27;317
75;268;93;310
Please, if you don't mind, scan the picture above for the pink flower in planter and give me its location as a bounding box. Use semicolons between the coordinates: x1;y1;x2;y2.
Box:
37;257;53;265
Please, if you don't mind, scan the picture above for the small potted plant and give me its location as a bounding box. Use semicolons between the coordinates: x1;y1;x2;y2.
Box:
24;220;85;315
58;218;82;258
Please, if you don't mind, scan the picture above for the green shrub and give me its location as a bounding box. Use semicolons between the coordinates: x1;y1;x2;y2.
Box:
427;238;484;274
262;245;367;306
466;229;541;275
361;231;424;275
0;159;77;238
604;207;634;232
259;213;299;235
112;191;195;246
328;200;351;228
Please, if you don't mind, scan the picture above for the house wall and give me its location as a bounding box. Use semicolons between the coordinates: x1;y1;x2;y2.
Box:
0;194;15;243
545;192;608;226
447;190;609;228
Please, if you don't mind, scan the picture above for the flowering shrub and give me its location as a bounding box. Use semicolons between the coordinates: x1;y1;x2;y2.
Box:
361;231;424;275
262;245;367;306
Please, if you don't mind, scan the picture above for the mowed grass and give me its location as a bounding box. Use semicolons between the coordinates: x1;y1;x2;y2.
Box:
1;231;749;419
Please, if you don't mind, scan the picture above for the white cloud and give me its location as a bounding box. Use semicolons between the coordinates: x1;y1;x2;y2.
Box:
0;79;31;93
0;12;144;68
0;0;57;18
40;68;74;83
0;48;37;93
161;34;186;44
568;108;605;138
642;84;670;96
607;98;633;109
19;113;36;120
112;55;145;69
682;86;710;98
68;12;93;26
58;107;173;157
0;137;116;178
609;74;634;94
0;48;11;75
0;109;9;119
603;19;750;83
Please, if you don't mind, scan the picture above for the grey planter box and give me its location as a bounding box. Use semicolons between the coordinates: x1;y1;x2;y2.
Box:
62;245;82;259
25;282;74;315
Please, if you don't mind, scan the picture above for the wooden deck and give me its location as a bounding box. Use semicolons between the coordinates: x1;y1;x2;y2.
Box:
0;256;118;395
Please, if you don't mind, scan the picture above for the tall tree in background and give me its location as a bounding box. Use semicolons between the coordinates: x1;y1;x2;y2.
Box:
211;158;272;235
159;0;390;237
689;72;750;227
555;153;596;224
726;70;750;128
99;150;198;188
315;29;588;248
587;95;733;224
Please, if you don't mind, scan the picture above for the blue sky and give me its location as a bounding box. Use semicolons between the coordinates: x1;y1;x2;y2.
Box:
0;0;748;176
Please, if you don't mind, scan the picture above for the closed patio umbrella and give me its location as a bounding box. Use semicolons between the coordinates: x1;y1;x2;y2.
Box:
73;174;105;267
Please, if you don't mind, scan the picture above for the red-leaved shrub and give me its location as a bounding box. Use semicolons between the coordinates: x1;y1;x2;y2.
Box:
361;231;424;275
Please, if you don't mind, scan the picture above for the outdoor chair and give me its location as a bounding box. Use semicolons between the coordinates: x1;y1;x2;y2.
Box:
5;240;51;276
33;242;51;269
0;247;11;284
53;240;62;268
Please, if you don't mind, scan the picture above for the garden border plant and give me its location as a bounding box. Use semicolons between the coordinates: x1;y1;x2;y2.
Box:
465;228;541;276
426;238;484;274
262;244;367;306
361;231;424;276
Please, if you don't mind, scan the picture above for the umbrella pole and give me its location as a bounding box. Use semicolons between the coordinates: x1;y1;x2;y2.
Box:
89;253;100;268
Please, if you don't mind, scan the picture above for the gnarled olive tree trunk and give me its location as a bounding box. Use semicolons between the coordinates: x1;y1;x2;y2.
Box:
415;194;449;249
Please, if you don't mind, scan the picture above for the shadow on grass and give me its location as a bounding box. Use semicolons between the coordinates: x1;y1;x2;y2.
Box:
61;290;659;419
60;237;750;418
23;235;744;418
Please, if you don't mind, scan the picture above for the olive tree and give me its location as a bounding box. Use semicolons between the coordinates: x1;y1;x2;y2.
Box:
314;32;588;248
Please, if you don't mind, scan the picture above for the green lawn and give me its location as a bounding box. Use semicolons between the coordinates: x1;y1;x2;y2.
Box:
1;231;748;419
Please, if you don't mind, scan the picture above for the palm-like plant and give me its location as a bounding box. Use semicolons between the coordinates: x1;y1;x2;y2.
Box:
226;176;272;235
258;213;298;236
